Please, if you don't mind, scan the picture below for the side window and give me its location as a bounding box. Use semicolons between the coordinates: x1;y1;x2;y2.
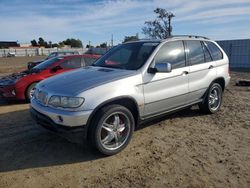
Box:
186;40;205;65
205;41;223;61
202;42;212;62
154;41;186;69
83;57;98;66
60;57;81;69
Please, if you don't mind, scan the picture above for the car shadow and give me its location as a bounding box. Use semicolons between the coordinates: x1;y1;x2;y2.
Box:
0;106;204;173
0;98;27;106
0;109;102;173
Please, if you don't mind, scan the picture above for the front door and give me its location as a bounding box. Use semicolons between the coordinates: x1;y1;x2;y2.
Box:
143;40;189;118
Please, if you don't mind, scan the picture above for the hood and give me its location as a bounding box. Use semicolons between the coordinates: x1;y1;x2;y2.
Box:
0;69;40;86
37;66;137;95
0;72;27;86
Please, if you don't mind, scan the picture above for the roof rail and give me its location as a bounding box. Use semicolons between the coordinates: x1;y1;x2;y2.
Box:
170;35;210;40
126;35;210;43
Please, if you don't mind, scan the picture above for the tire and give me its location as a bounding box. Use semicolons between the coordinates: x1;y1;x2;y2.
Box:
89;104;135;155
25;82;37;102
199;83;223;114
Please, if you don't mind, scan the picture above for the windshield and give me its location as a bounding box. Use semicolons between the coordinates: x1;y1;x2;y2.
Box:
93;42;159;70
47;52;57;59
33;57;62;70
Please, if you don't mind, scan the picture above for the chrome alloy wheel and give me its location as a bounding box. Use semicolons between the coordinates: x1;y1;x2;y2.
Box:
29;87;36;98
208;86;221;111
100;112;131;151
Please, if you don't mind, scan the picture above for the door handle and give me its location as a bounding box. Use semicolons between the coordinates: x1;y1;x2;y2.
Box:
208;65;214;69
182;71;189;75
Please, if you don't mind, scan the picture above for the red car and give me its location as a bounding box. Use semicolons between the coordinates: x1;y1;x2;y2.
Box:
0;54;100;101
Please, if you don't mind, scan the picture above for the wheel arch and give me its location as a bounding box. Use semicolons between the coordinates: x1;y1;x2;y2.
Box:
25;81;40;100
212;77;225;91
201;77;225;101
84;96;140;140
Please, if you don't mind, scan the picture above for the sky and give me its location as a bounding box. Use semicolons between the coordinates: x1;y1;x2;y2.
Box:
0;0;250;46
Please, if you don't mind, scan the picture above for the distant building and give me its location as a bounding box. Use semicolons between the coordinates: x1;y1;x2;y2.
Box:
20;43;32;47
61;45;72;49
217;39;250;69
0;41;20;48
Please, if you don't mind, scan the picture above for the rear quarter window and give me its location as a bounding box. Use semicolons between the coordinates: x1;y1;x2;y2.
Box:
205;41;223;61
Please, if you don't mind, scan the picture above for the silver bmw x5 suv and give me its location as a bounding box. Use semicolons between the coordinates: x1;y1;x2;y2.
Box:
30;36;230;155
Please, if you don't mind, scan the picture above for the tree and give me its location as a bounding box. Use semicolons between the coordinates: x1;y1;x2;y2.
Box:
38;37;46;47
58;41;65;48
142;8;175;39
30;39;38;46
52;43;59;48
61;38;83;48
48;41;52;48
123;34;139;43
99;42;107;48
86;44;93;48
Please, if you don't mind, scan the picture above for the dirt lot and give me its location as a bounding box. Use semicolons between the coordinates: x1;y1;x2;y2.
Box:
0;56;249;188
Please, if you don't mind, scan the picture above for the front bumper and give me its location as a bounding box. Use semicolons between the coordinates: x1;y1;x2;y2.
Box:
0;85;16;99
30;98;93;127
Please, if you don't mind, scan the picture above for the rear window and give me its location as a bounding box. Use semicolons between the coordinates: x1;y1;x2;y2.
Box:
202;42;213;62
186;40;205;65
60;57;81;69
83;57;98;66
34;57;62;70
205;41;223;61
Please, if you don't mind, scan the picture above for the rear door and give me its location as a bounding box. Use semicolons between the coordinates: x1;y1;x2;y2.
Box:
185;40;216;103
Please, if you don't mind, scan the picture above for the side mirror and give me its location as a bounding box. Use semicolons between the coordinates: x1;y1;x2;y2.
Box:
148;62;172;73
51;65;62;72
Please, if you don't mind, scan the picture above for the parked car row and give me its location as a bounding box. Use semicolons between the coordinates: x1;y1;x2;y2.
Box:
27;51;80;69
0;54;100;101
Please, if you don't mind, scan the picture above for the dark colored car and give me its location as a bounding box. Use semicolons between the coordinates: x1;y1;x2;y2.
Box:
0;54;100;101
27;51;80;70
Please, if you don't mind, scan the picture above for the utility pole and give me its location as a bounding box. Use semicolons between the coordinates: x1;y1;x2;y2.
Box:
111;34;113;47
168;12;175;36
88;41;91;48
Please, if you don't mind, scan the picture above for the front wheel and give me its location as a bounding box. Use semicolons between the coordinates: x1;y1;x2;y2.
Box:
25;82;37;102
199;83;223;114
89;104;135;155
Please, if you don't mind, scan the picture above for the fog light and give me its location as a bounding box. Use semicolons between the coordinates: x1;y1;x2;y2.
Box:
57;116;63;123
11;90;16;96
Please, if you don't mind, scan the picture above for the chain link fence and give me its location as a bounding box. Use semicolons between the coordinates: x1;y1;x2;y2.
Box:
0;47;109;57
217;39;250;69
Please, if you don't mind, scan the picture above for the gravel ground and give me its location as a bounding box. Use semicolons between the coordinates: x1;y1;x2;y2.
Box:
0;57;249;188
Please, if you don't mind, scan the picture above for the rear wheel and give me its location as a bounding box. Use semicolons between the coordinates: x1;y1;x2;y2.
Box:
89;104;135;155
199;83;223;114
25;82;37;102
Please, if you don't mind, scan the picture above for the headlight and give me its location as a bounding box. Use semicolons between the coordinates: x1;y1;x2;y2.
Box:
48;95;84;108
34;88;39;99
